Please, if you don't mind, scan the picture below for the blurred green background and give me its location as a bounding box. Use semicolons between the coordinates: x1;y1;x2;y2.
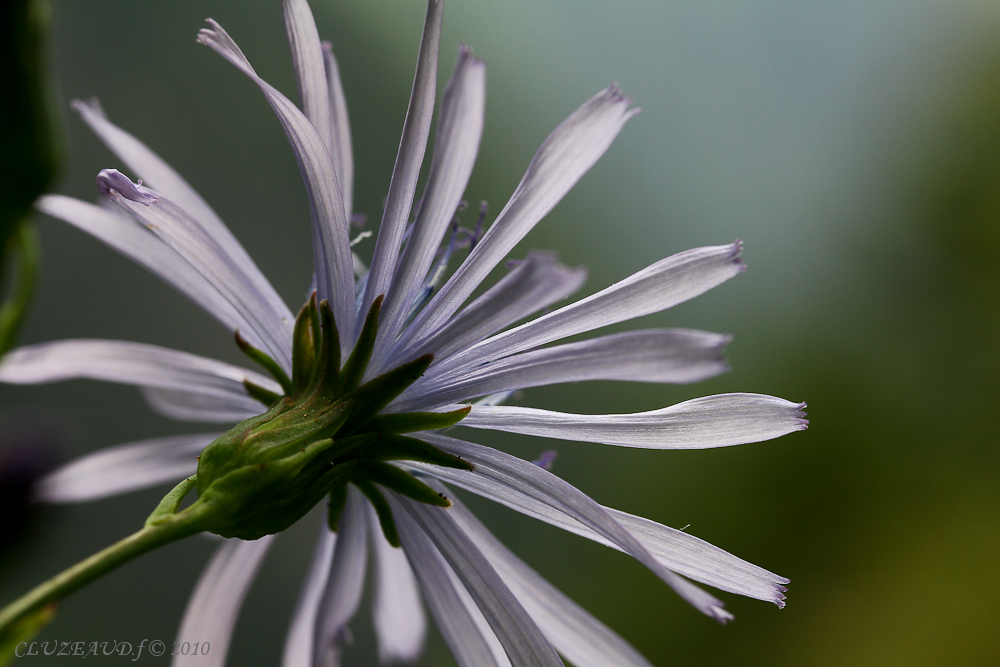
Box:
2;0;999;665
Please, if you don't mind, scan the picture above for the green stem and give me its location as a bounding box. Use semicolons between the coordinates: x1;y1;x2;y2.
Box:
0;504;208;637
0;219;40;358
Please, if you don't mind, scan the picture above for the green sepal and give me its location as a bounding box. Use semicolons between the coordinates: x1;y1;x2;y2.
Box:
337;294;383;394
327;482;348;532
339;354;433;436
291;295;318;398
244;379;282;407
145;475;198;527
303;299;340;398
196;437;346;539
355;480;399;547
364;406;471;434
354;459;451;508
235;330;292;395
363;434;473;471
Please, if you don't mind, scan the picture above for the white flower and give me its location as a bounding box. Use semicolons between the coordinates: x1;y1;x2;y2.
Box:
0;0;806;665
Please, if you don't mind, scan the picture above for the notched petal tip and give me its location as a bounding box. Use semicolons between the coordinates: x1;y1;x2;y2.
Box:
794;402;809;429
457;43;486;68
96;169;158;205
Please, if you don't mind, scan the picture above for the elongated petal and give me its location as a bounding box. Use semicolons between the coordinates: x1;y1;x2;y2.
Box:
283;0;333;158
100;178;293;368
173;537;274;667
0;339;280;403
443;489;654;667
393;328;731;411
414;433;733;621
397;85;638;350
323;42;353;220
34;433;215;503
71;98;270;286
375;46;486;366
393;503;507;667
394;495;565;666
432;242;745;379
405;449;788;605
313;486;368;667
392;252;586;373
283;525;336;667
198;20;355;346
460;393;808;449
141;387;264;424
36;194;250;338
367;504;426;663
360;0;444;329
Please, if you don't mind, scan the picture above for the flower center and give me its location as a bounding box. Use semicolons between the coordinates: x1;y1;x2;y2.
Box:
192;295;470;544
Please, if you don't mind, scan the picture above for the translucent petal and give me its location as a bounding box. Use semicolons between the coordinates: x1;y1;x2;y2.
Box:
34;433;215;503
322;42;353;220
283;525;336;667
283;0;333;159
141;387;264;424
460;393;808;449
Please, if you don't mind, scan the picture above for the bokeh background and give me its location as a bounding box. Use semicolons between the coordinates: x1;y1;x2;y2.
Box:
2;0;999;665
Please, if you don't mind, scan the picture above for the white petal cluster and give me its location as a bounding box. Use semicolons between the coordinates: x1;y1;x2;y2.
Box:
0;0;806;664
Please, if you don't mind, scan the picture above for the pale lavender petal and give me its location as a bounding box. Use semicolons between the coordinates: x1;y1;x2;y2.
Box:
430;242;745;380
394;494;564;666
99;174;293;368
35;194;246;336
393;328;731;411
460;393;808;449
312;486;368;667
34;433;215;503
283;525;336;667
0;339;280;402
367;505;426;663
360;0;444;332
173;537;274;667
72;98;263;278
414;433;733;621
393;503;507;667
141;387;264;424
283;0;333;159
443;489;654;667
389;252;586;378
322;42;353;220
404;445;787;605
198;20;355;347
374;46;486;369
397;85;638;351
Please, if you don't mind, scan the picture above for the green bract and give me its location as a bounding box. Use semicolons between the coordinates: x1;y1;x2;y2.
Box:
187;295;471;543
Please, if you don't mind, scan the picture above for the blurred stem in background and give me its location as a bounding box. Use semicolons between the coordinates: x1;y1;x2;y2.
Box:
0;0;60;358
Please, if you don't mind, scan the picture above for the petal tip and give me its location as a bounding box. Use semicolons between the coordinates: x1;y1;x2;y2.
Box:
96;169;158;206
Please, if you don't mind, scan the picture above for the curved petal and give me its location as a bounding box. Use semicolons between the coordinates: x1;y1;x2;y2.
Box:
0;339;280;404
367;504;426;663
198;20;355;347
173;536;274;667
374;45;486;367
396;84;638;352
393;328;731;411
392;252;586;374
429;242;745;380
394;495;564;666
322;42;353;220
413;433;733;621
99;175;293;369
71;99;270;286
283;525;336;667
360;0;444;330
460;393;808;449
443;489;654;667
141;387;264;424
404;442;788;606
283;0;333;160
393;504;507;667
34;433;216;503
312;486;368;667
36;195;245;338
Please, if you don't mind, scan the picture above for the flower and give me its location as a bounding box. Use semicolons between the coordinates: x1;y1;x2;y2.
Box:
0;0;807;664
